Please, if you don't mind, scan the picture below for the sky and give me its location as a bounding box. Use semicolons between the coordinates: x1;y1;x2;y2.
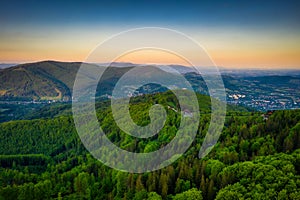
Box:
0;0;300;69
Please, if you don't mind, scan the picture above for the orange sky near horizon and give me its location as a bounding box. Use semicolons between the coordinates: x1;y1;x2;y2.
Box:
1;27;300;69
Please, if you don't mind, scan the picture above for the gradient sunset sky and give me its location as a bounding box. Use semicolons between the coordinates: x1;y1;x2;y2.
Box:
1;0;300;69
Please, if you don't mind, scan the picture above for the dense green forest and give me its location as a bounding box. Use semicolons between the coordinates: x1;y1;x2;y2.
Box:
0;92;299;199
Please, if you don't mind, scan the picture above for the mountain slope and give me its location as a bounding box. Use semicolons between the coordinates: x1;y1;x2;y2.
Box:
0;61;180;101
0;61;81;100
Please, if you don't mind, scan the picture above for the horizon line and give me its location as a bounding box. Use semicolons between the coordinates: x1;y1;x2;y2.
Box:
1;59;300;70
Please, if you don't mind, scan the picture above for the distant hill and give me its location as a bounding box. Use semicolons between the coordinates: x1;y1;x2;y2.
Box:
0;61;81;100
0;61;143;101
0;61;183;101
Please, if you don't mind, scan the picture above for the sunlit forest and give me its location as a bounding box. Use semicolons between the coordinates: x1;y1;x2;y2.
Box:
0;92;299;200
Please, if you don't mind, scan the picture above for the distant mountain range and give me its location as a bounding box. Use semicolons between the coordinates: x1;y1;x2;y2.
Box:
0;63;18;69
0;61;299;111
1;61;300;75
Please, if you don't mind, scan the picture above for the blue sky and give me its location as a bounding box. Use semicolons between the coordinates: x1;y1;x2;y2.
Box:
1;0;299;28
0;0;300;68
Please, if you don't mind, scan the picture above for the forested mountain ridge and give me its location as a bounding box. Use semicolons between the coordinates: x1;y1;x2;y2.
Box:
0;61;136;101
0;61;188;101
0;61;80;101
0;91;299;199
